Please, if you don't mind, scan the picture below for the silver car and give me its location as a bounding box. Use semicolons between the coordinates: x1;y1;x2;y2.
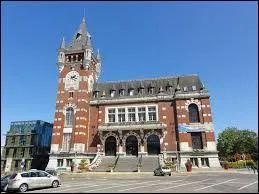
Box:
7;170;61;192
154;166;172;176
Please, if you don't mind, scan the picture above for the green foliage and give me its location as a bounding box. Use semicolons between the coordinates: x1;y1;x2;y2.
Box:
217;127;258;160
227;160;257;169
78;159;88;171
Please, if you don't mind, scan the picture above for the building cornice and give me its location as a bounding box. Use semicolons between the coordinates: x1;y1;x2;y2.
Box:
97;121;167;131
89;92;210;105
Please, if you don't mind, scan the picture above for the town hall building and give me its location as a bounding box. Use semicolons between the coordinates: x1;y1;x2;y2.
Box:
47;17;221;172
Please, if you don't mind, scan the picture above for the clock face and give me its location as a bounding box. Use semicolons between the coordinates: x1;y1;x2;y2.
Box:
65;71;79;90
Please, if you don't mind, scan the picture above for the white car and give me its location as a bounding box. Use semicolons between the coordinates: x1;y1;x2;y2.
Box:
154;166;172;176
7;169;61;192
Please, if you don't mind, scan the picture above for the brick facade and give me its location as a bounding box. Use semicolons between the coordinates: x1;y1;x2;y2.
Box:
47;18;220;170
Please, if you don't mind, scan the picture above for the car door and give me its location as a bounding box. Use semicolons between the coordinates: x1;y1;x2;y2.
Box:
38;171;52;187
28;171;41;188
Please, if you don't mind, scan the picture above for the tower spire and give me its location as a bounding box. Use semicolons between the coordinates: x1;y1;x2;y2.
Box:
97;49;101;60
60;37;65;49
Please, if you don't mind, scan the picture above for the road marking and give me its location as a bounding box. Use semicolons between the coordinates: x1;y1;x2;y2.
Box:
52;180;138;193
156;179;209;191
118;180;184;192
48;181;124;193
238;181;258;190
195;179;236;191
84;180;161;192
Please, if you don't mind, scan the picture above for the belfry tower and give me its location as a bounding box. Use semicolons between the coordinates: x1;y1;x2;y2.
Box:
47;17;101;169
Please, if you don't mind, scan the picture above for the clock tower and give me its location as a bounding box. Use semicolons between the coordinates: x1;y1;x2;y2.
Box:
47;17;101;169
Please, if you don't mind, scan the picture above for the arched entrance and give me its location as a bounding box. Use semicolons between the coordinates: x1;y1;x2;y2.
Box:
147;134;161;155
126;135;138;156
105;136;117;156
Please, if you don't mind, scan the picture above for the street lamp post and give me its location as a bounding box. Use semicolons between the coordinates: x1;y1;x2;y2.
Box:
176;141;179;173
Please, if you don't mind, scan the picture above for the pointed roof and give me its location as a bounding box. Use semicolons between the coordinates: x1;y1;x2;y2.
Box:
60;37;65;49
68;17;91;51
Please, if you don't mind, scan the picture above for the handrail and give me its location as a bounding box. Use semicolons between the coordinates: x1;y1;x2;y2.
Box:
113;155;120;169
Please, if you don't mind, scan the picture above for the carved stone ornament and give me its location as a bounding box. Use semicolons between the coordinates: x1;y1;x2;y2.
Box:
185;98;201;112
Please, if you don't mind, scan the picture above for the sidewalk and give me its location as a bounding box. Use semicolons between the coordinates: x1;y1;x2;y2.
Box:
59;168;258;178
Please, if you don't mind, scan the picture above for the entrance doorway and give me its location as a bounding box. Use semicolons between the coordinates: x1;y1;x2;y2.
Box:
105;136;117;156
126;135;138;156
147;134;161;155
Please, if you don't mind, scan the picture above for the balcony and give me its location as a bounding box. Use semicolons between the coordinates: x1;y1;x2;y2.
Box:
98;121;167;131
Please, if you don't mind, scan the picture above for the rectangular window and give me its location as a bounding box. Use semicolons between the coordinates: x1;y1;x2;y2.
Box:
148;87;154;94
119;89;125;96
148;106;157;121
62;133;72;152
66;159;72;167
166;86;173;92
191;132;203;149
69;92;74;98
138;107;146;122
21;148;25;158
138;88;144;95
19;136;26;146
57;159;63;167
129;89;134;96
118;108;125;122
128;107;136;122
110;90;115;97
108;109;116;123
93;91;98;98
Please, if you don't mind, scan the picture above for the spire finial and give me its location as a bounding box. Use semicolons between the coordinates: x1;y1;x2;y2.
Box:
97;49;101;60
61;36;65;49
83;9;86;22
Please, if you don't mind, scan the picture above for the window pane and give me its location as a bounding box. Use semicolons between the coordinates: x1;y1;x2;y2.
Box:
188;104;200;123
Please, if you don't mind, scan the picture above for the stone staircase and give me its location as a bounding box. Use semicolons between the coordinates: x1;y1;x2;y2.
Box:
91;156;117;172
114;156;139;172
141;156;160;172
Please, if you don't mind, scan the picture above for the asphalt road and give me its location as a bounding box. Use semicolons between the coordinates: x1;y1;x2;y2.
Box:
23;172;258;193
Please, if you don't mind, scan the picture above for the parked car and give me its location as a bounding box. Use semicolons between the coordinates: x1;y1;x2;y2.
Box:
154;166;172;176
7;170;61;192
1;174;11;192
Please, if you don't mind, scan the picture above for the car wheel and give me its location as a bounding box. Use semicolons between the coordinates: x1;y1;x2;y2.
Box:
19;183;28;193
169;173;171;176
52;180;59;188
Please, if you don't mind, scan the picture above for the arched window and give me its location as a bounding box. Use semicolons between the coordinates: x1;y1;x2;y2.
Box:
65;107;74;127
188;104;200;123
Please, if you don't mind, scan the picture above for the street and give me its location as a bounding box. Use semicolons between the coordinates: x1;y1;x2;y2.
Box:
24;172;258;193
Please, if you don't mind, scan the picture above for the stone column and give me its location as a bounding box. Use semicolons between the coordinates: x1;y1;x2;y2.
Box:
198;158;202;168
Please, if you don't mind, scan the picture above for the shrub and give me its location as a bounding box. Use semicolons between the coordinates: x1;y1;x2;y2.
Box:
78;159;89;171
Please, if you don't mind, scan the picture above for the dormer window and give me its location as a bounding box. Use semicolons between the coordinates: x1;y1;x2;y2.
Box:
183;86;188;92
148;87;154;94
138;88;144;95
192;86;196;91
166;86;173;93
129;89;134;96
93;91;99;98
119;89;125;96
110;90;116;97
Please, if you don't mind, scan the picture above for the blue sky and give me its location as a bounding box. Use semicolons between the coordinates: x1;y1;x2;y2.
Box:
1;2;258;145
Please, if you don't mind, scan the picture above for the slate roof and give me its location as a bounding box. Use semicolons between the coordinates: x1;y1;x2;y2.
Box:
91;74;205;100
62;18;92;51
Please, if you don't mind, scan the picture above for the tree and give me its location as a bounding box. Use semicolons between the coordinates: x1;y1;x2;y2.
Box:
217;127;258;161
